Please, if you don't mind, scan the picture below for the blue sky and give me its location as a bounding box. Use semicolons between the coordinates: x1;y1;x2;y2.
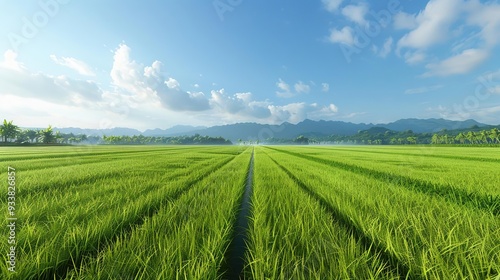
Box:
1;0;500;130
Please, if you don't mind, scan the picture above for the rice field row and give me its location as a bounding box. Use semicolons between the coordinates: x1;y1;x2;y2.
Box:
1;145;499;279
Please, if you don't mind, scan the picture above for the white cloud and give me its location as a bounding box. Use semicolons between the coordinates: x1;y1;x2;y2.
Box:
404;84;444;94
488;86;500;94
322;0;343;12
465;1;500;47
276;79;313;97
50;55;96;76
393;0;500;77
276;78;294;98
0;51;103;107
268;104;304;123
427;104;500;124
166;77;180;89
378;37;393;58
342;4;369;26
397;0;463;50
393;12;418;30
424;48;488;77
328;26;355;46
0;47;343;128
404;51;426;65
277;78;290;92
209;89;339;124
110;44;210;111
294;81;310;94
1;50;25;71
322;83;330;92
305;103;339;121
210;89;271;119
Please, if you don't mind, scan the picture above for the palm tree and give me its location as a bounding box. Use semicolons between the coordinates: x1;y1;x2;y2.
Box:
490;128;499;143
466;131;476;144
0;119;20;143
38;126;56;144
479;130;488;144
407;136;417;144
455;133;466;144
25;129;38;143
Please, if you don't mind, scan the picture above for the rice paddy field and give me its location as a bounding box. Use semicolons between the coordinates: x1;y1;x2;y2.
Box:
1;145;499;279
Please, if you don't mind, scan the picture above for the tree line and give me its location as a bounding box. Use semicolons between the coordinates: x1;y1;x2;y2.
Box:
102;134;232;145
0;120;77;144
262;127;500;145
0;120;232;145
430;129;499;144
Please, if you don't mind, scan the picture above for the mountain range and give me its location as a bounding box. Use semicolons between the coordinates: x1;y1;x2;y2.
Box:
53;118;490;142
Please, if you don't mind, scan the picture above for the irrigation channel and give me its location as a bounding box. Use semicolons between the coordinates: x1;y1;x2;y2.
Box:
220;149;254;280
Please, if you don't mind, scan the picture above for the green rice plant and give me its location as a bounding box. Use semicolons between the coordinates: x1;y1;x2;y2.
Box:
0;146;245;279
264;147;500;279
268;146;500;214
284;146;500;198
246;147;399;279
64;148;252;279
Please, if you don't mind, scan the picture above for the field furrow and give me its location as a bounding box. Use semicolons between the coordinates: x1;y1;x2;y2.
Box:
268;147;500;215
219;148;254;280
64;148;252;279
245;147;400;279
1;148;244;279
264;147;500;279
266;154;413;279
2;145;498;279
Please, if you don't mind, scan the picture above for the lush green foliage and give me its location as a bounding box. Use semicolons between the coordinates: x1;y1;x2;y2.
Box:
0;120;232;145
263;127;500;145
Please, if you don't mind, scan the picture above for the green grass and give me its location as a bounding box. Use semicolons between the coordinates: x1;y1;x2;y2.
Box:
0;145;499;279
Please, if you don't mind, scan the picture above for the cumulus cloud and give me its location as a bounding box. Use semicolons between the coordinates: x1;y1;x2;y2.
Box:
210;89;271;119
209;89;338;124
50;55;96;76
294;81;310;94
341;4;369;26
394;0;500;76
1;46;342;127
0;50;103;107
1;50;25;71
269;103;339;123
110;44;210;111
376;37;393;58
328;26;355;46
322;0;343;12
427;104;500;123
393;11;418;30
466;1;500;47
423;48;489;77
404;51;426;65
397;0;463;50
276;78;293;97
276;79;314;97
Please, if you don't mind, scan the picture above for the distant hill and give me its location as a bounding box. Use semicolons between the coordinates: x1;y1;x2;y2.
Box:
143;125;206;136
164;120;373;141
49;118;491;142
163;118;489;142
381;118;486;133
